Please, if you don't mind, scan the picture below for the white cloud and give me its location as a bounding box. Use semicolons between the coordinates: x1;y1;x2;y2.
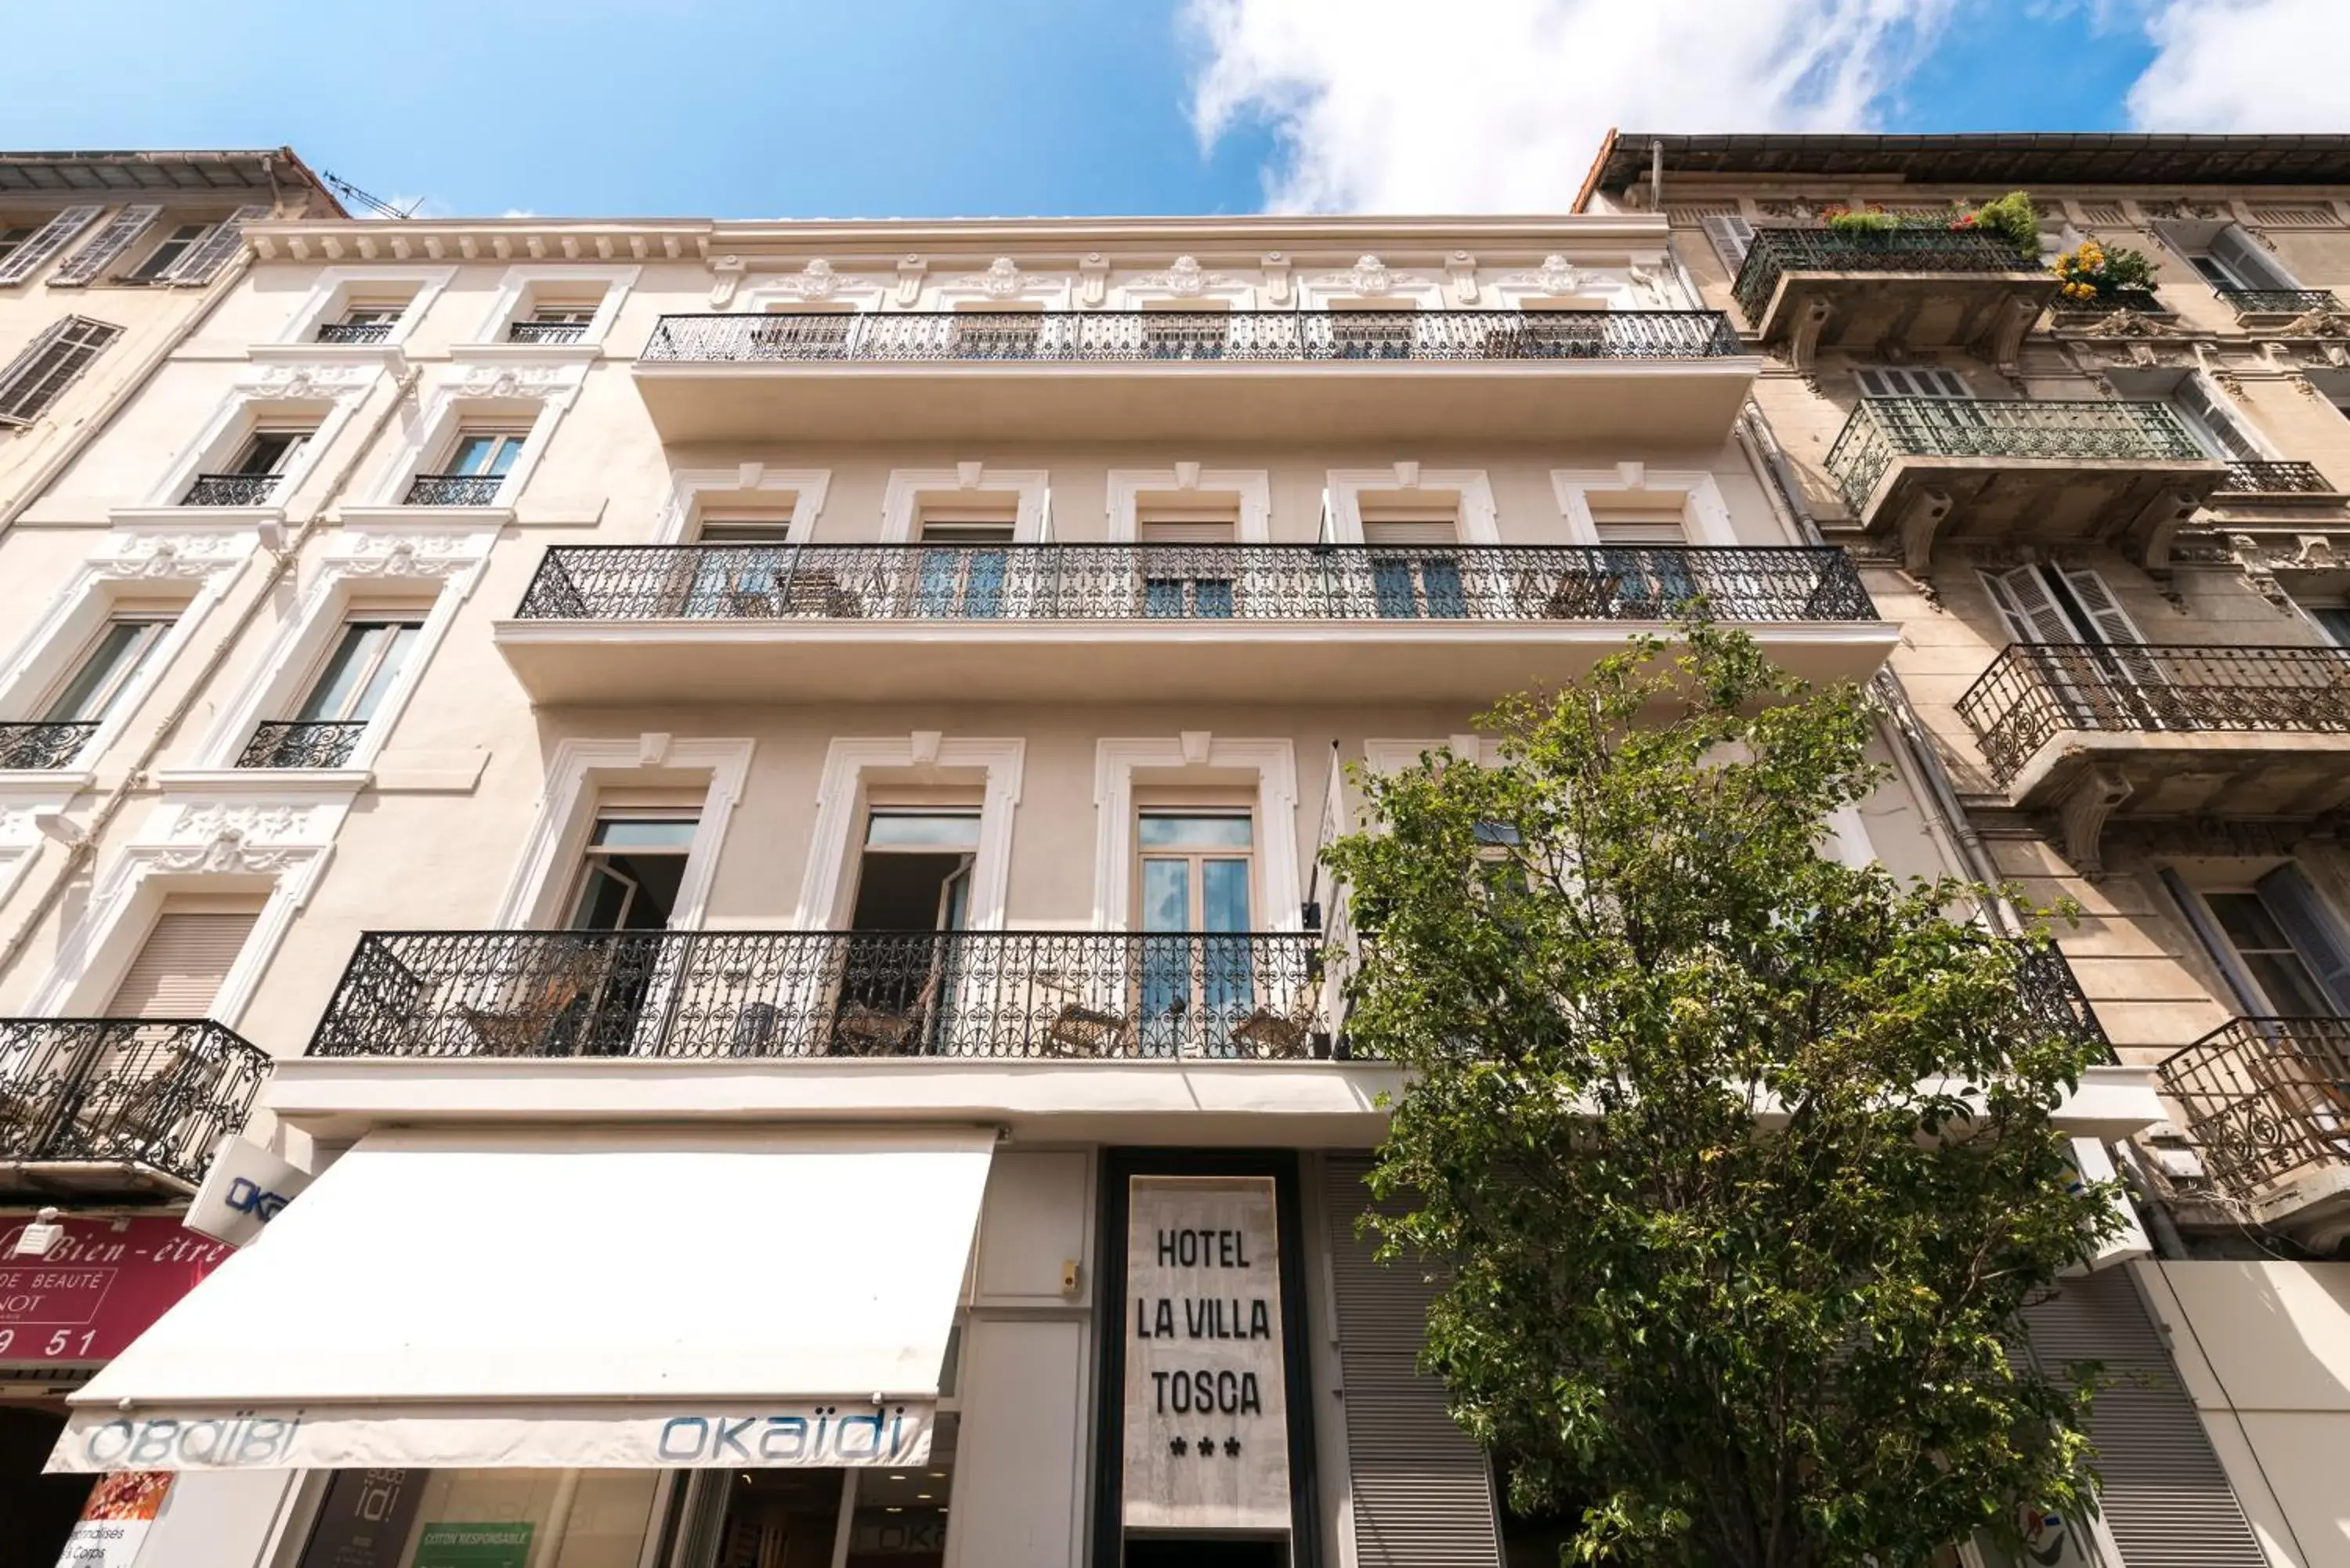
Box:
1184;0;1959;212
2124;0;2350;130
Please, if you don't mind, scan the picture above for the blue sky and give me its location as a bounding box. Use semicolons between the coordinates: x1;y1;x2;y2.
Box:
0;1;2325;219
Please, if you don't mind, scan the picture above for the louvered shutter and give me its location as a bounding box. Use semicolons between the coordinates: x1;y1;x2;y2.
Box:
0;316;121;425
1982;567;2084;645
1137;508;1238;544
1700;214;1755;271
2058;567;2145;645
2211;226;2294;291
1322;1156;1502;1568
49;204;162;287
2171;378;2264;461
1361;508;1459;547
1589;503;1688;545
1857;366;1972;399
106;902;263;1018
2254;865;2350;1016
162;204;269;284
0;204;102;285
2020;1270;2267;1568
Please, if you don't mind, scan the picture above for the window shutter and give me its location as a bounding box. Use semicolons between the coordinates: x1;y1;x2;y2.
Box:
2162;869;2270;1016
1137;508;1238;544
2172;377;2265;461
106;902;264;1018
2058;567;2145;645
1982;567;2083;645
2020;1270;2268;1568
162;204;270;284
2212;225;2294;291
1589;500;1689;544
1699;213;1755;273
2254;865;2350;1016
1361;520;1459;547
50;204;163;287
1321;1156;1502;1568
0;204;103;285
1858;366;1972;399
0;316;122;425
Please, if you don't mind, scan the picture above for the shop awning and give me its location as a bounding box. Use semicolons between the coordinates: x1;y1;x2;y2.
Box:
49;1125;995;1472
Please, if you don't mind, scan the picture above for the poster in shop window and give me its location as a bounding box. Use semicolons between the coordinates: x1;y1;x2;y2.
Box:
52;1469;171;1568
1122;1175;1292;1531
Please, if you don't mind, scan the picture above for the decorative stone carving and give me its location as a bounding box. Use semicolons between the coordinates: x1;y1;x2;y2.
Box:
1626;263;1676;307
895;256;927;307
1260;254;1292;307
1078;254;1109;308
451;362;573;401
330;530;487;580
960;258;1025;299
1446;251;1478;304
159;804;318;873
1340;255;1393;297
2073;308;2176;340
2054;768;2134;875
708;255;747;309
235;361;375;403
784;258;843;300
1511;255;1584;296
1133;255;1226;299
2273;309;2350;340
91;533;248;580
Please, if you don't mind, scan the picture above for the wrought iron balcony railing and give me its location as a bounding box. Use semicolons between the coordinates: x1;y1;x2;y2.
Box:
1730;227;2035;323
315;320;395;345
403;472;505;507
236;719;368;770
2157;1017;2350;1197
309;929;1336;1062
515;544;1875;625
2014;940;2113;1060
0;1019;271;1188
1824;396;2209;513
2047;288;2169;321
1956;642;2350;785
0;720;97;770
639;309;1746;367
2218;459;2336;495
2215;287;2341;316
182;472;282;508
508;320;589;345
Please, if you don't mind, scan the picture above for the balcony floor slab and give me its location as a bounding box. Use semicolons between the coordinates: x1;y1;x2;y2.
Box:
1751;270;2058;367
1859;454;2229;570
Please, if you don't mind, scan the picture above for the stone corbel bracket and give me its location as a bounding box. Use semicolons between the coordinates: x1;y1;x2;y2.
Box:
2053;766;2133;876
1787;297;1833;373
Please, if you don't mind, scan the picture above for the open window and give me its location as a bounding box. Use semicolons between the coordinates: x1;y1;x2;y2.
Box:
316;295;412;345
2167;864;2350;1021
183;423;314;507
2157;220;2303;298
0;316;121;426
830;804;980;1057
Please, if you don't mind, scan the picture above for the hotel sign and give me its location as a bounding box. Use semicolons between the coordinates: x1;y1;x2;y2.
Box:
1121;1174;1291;1532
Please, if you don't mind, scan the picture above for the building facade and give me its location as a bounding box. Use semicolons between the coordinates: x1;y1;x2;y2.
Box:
0;197;2162;1568
1580;130;2350;1568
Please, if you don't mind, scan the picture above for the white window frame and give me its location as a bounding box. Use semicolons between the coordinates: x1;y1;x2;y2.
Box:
1549;468;1740;546
1323;468;1499;545
136;371;371;516
269;266;454;351
495;735;755;930
1104;468;1271;543
0;530;255;782
655;465;832;546
880;468;1051;544
175;526;494;779
795;735;1025;930
463;264;639;353
22;797;338;1025
353;361;582;514
1094;736;1300;933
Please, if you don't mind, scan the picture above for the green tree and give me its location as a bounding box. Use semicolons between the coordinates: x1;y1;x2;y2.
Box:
1325;625;2120;1568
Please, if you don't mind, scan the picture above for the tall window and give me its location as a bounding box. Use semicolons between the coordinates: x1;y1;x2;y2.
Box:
510;300;598;343
1855;366;1972;399
830;807;981;1056
1588;493;1694;617
914;503;1017;619
1359;496;1466;619
566;812;699;931
1137;809;1256;1054
126;222;213;282
446;428;528;479
0;225;39;268
242;616;424;768
1137;496;1239;618
2170;376;2265;462
0;316;121;425
107;897;264;1019
39;614;174;728
1979;564;2142;647
2167;865;2350;1019
683;508;797;616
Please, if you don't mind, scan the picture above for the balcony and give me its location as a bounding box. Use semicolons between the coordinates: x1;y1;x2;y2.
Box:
181;472;281;508
508;320;588;345
2214;286;2341;323
492;543;1890;703
1824;397;2226;570
1731;228;2056;368
236;719;367;771
2218;459;2339;497
315;320;394;345
629;309;1757;443
2158;1017;2350;1242
402;472;504;507
0;1019;271;1194
0;720;96;771
1955;643;2350;862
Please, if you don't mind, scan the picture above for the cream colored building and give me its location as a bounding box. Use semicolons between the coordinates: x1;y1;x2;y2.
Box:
0;198;2166;1568
1581;129;2350;1568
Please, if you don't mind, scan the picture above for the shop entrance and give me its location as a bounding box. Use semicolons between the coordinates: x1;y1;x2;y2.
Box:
1126;1537;1287;1568
0;1404;87;1568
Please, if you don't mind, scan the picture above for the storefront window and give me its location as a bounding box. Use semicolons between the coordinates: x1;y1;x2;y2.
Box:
299;1469;663;1568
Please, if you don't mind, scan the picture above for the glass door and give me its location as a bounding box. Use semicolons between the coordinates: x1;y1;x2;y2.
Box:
913;518;1014;619
1137;811;1255;1057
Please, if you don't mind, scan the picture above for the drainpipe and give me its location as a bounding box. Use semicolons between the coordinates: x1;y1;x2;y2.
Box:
0;249;258;537
0;364;422;989
1732;403;2022;934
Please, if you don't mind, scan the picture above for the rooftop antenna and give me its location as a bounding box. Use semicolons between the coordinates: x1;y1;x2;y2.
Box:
321;171;416;220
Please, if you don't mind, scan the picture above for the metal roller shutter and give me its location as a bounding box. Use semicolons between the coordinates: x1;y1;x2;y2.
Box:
106;901;263;1018
2021;1269;2266;1568
1324;1154;1502;1568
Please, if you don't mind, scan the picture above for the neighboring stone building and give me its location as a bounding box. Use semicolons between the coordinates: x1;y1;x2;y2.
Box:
1582;129;2350;1568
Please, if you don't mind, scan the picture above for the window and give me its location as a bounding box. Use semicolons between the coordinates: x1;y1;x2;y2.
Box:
230;428;310;476
317;300;406;344
2305;605;2350;647
48;205;160;287
0;226;38;268
830;806;982;1056
913;503;1018;618
2168;865;2350;1018
239;616;422;768
1589;493;1696;617
1359;496;1466;619
447;428;527;477
127;223;213;283
407;426;529;504
0;205;101;285
1856;366;1972;399
1980;564;2142;647
1138;497;1240;618
106;897;263;1017
1138;810;1257;1054
8;612;175;765
186;426;312;505
566;811;699;930
1699;212;1758;273
2170;376;2266;462
509;301;598;344
0;316;121;425
1140;299;1231;359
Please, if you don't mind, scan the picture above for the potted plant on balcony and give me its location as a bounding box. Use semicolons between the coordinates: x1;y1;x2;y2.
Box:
2049;237;2161;309
1950;190;2041;261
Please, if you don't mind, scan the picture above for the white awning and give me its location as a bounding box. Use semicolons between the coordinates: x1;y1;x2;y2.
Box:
50;1125;995;1472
